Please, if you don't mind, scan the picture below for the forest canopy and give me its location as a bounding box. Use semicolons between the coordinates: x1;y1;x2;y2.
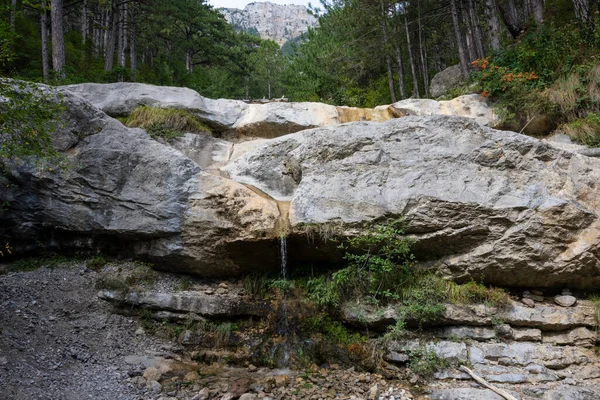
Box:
1;0;600;119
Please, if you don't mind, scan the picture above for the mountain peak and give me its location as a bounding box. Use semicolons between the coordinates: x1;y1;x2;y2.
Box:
219;2;318;46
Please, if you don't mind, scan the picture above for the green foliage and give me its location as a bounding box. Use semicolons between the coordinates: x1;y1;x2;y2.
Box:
269;278;295;294
302;314;365;346
0;80;65;170
242;273;270;299
7;255;75;272
123;106;211;142
0;6;17;68
406;345;449;378
85;255;108;271
445;279;511;307
334;219;415;304
305;275;341;307
471;21;600;140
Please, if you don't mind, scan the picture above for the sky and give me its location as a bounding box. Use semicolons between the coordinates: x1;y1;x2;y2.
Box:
208;0;312;9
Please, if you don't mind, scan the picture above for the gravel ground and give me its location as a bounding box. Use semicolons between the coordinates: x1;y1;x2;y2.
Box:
0;263;170;400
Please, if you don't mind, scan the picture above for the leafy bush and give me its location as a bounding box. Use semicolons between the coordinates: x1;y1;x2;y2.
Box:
124;106;211;142
302;314;365;346
0;80;65;170
334;219;415;304
407;345;449;378
305;275;341;307
472;56;540;98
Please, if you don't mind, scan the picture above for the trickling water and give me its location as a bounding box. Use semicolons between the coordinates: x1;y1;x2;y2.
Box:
278;235;290;367
280;235;287;280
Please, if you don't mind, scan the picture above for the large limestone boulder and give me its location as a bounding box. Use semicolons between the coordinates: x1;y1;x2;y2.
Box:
1;83;282;276
225;116;600;288
429;64;467;98
6;81;600;288
389;94;498;127
60;83;497;139
60;82;248;131
229;102;338;139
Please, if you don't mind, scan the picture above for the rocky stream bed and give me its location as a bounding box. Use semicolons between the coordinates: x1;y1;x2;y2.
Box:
1;261;600;400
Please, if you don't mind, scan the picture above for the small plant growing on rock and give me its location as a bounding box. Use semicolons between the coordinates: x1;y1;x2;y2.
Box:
334;219;415;304
124;106;211;142
406;345;448;379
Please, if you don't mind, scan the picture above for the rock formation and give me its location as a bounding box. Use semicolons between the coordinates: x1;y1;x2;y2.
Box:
429;64;467;98
60;82;498;139
3;81;600;290
218;2;318;46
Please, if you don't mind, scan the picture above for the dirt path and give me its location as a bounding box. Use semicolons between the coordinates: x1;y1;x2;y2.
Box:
0;263;170;400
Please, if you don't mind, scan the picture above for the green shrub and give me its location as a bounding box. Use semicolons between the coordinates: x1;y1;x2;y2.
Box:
560;112;600;147
334;219;415;304
302;314;365;346
124;106;211;142
86;255;107;271
305;275;341;307
242;273;270;299
407;345;449;378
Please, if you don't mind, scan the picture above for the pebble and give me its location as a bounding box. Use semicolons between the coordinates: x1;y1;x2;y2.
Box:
143;367;162;381
554;295;577;307
147;380;162;394
521;298;536;308
523;292;544;302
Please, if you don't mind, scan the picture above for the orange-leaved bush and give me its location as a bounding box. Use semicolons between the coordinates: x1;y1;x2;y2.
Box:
471;57;540;97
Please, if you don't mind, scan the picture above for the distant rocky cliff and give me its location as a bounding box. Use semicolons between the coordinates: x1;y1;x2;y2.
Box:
218;2;318;46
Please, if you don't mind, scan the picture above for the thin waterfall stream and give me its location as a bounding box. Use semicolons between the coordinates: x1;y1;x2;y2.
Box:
278;234;291;367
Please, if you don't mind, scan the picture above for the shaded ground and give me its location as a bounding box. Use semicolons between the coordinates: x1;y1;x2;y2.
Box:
0;262;169;400
0;262;417;400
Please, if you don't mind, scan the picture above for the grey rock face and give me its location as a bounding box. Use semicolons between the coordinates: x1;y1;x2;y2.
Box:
99;290;271;318
2;84;200;255
60;82;248;131
8;82;600;288
219;2;318;46
429;64;467;98
342;300;597;331
226;116;600;289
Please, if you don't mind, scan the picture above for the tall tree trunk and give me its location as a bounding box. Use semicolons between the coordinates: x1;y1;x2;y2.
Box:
380;2;397;103
51;0;66;78
104;0;118;72
81;0;88;42
268;68;271;99
496;0;521;38
395;47;406;100
130;5;136;75
450;0;470;78
468;0;486;59
185;49;193;73
461;0;477;62
10;0;17;31
485;0;502;51
117;1;126;68
417;0;429;97
572;0;594;37
41;2;49;83
532;0;544;23
386;56;397;103
103;8;110;57
404;14;420;98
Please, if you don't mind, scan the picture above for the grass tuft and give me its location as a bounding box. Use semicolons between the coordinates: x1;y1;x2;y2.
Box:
560;112;600;147
124;106;211;142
